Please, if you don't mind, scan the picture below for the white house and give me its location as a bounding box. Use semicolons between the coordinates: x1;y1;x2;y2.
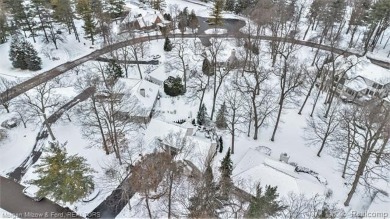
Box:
332;56;390;103
233;148;326;198
117;78;160;123
142;119;217;171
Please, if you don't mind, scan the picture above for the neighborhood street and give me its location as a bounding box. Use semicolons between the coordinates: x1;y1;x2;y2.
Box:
0;176;81;218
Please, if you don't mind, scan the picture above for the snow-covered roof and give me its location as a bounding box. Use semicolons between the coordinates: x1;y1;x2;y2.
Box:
148;65;167;82
142;119;214;170
185;135;215;170
345;57;390;85
143;119;188;148
345;77;368;91
233;149;325;198
118;78;160;117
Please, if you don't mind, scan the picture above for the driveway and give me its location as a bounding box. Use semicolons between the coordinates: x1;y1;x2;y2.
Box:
0;176;81;218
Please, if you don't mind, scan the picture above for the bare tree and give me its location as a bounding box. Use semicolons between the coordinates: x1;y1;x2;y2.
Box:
0;77;16;113
343;100;390;206
271;56;304;141
166;39;190;92
304;103;341;157
207;38;226;120
223;83;245;154
21;81;62;140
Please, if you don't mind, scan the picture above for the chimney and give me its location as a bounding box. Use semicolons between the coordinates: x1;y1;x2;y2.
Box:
231;49;236;57
140;88;145;97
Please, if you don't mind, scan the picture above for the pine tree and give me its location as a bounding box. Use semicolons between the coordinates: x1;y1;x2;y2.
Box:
24;40;42;71
246;184;286;218
108;0;125;18
31;142;96;204
164;37;172;51
106;60;123;80
9;35;28;70
210;0;224;25
188;10;199;32
197;104;208;125
77;0;97;45
202;57;212;76
164;76;184;96
218;136;223;153
234;0;249;14
215;102;228;129
224;0;235;12
219;148;232;197
177;13;187;34
0;10;9;44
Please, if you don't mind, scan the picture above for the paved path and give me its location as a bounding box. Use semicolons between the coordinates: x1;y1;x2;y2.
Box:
0;176;82;218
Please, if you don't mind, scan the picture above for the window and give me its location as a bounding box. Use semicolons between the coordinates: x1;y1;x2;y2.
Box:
372;83;383;89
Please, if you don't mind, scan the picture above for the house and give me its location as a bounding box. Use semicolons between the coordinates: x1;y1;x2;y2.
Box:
146;65;166;85
142;119;217;171
233;148;326;198
117;78;160;123
121;10;171;31
331;56;390;103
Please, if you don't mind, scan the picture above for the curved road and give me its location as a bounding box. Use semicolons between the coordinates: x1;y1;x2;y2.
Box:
0;29;389;104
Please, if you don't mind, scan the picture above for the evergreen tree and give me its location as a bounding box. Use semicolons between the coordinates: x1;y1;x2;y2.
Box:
218;136;223;153
197;104;208;125
188;165;221;218
164;76;184;96
219;148;233;197
77;0;98;45
246;184;286;218
210;0;224;25
31;142;96;204
188;10;199;33
106;60;123;80
177;12;187;34
215;102;228;129
202;57;212;76
164;37;172;51
234;0;249;14
0;10;9;44
24;40;42;71
224;0;235;12
108;0;125;18
9;35;28;70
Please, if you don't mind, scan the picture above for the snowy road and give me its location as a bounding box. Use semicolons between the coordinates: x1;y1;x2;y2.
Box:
1;26;389;106
0;176;81;218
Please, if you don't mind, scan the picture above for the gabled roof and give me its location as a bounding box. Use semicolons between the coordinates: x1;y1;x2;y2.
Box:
117;78;160;117
345;76;368;92
344;56;390;85
233;149;325;198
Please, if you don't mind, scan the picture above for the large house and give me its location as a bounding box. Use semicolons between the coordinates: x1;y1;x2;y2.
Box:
330;56;390;104
142;119;217;171
121;10;171;31
117;78;160;123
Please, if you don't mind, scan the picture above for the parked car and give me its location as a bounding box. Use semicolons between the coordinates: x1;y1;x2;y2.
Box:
23;185;43;201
